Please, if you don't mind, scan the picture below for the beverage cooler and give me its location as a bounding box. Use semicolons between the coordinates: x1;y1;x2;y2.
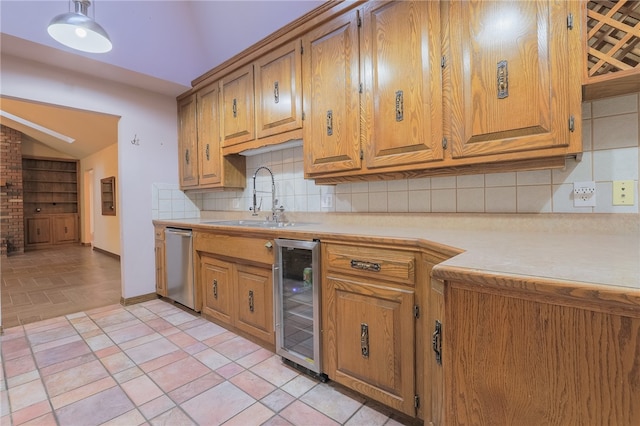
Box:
274;239;324;378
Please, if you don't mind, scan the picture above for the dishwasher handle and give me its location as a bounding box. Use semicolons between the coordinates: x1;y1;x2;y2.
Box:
165;228;192;237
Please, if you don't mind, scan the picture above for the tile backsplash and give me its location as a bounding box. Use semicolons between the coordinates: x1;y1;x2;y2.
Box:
152;93;639;220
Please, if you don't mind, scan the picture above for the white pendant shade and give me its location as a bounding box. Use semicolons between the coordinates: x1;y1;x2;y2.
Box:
47;1;112;53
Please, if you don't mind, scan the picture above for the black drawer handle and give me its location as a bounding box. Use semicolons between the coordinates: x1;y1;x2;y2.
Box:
350;259;381;272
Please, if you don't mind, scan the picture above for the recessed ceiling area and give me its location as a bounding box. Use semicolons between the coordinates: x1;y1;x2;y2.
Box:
0;96;119;159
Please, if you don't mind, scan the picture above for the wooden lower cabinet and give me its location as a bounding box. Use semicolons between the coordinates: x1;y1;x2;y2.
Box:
201;256;233;325
326;276;416;416
198;251;274;346
154;226;167;297
25;217;51;246
323;241;419;417
53;214;77;243
436;280;640;425
25;214;78;248
235;264;273;344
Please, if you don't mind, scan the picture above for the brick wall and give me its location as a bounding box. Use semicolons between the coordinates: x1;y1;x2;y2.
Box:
0;125;24;256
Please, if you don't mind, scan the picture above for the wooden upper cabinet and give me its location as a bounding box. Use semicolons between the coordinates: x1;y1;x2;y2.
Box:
178;94;198;187
362;1;444;169
255;40;303;139
197;83;223;186
222;64;255;147
448;0;582;160
302;9;362;175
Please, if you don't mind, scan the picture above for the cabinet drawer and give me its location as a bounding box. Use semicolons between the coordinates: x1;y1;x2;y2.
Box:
194;232;274;265
324;243;416;286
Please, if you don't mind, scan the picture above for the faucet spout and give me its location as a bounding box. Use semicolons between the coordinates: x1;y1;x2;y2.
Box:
251;166;282;221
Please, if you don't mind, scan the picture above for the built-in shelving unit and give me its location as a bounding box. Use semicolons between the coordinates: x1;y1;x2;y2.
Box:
22;157;79;248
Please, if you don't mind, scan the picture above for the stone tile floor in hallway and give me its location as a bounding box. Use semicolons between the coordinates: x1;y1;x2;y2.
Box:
1;246;121;328
1;299;417;426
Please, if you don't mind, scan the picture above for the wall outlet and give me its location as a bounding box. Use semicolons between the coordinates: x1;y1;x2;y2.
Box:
573;181;596;207
613;180;635;205
321;194;334;208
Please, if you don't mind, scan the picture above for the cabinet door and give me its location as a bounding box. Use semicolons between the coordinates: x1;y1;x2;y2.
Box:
178;94;199;187
362;1;444;169
448;0;580;159
197;83;223;186
201;256;233;325
26;217;51;245
302;9;362;175
155;238;167;297
235;264;274;345
221;64;255;147
53;214;77;243
255;40;303;139
326;276;416;416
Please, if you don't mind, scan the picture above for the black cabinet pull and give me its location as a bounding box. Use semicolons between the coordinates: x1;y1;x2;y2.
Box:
361;323;369;358
433;320;442;365
395;90;404;121
213;279;218;299
248;290;254;312
350;259;381;272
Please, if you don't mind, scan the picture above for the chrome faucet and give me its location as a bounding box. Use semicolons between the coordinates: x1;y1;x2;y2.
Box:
250;166;284;221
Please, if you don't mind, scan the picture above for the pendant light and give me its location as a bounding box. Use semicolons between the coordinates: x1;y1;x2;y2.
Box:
47;0;112;53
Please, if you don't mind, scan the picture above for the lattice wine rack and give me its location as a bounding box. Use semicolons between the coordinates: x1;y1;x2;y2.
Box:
586;0;640;81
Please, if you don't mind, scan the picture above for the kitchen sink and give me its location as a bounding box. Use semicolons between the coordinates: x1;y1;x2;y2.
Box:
201;220;309;228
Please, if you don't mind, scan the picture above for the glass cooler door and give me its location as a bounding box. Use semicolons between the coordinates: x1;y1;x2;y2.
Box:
274;239;321;374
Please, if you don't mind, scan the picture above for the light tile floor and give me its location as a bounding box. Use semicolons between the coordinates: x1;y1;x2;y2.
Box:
1;299;418;426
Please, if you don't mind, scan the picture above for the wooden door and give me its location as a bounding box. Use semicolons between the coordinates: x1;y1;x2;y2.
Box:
255;40;303;139
302;8;362;175
362;1;444;169
448;0;580;159
326;276;416;416
155;238;167;297
235;264;274;344
221;64;255;147
26;217;51;245
178;94;198;187
201;256;233;325
197;83;223;186
53;214;77;243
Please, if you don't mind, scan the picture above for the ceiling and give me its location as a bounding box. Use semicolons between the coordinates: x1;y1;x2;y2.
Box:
0;0;323;159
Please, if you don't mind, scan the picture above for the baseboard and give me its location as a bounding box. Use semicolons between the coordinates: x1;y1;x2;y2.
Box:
92;246;120;260
120;293;159;306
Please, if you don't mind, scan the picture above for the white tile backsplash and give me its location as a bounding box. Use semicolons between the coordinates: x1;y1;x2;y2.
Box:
154;93;639;218
593;113;638;150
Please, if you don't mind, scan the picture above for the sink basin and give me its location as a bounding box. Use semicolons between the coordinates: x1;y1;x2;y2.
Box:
201;220;308;228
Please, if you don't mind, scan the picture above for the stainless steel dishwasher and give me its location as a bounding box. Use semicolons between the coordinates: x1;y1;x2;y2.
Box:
164;228;195;310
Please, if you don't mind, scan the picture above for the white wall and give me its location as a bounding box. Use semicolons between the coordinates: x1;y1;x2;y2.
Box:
1;55;179;299
81;143;120;255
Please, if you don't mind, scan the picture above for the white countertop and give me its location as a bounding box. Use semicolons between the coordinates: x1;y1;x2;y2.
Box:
156;213;640;294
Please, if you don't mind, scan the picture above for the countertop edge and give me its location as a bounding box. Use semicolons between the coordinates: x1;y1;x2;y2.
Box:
153;217;640;313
